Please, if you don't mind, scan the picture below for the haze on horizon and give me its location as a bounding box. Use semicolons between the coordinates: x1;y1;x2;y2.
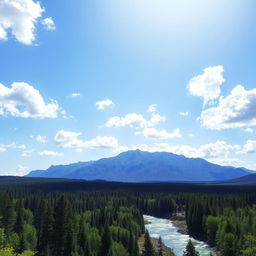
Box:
1;0;256;175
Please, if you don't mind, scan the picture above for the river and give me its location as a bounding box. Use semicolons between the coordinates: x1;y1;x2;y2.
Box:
144;215;215;256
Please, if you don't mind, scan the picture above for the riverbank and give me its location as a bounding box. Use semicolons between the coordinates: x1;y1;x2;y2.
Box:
170;211;188;235
144;214;215;256
138;235;175;256
170;213;220;256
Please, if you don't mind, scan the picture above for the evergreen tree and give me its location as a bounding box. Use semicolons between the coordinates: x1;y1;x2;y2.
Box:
241;235;256;256
38;205;53;255
157;236;164;256
99;224;112;256
142;230;155;256
183;240;199;256
52;195;75;256
2;193;15;235
78;223;92;256
15;201;24;235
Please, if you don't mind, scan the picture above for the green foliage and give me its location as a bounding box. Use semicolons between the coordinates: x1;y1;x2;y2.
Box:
1;179;256;256
157;236;164;256
241;234;256;256
205;216;219;246
183;239;199;256
99;225;112;256
142;230;155;256
0;247;35;256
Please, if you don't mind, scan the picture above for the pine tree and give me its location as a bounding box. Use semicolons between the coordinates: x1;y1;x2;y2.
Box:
142;230;155;256
38;205;53;255
15;201;24;235
157;236;164;256
99;224;112;256
52;195;76;256
78;223;92;256
183;240;199;256
2;193;15;235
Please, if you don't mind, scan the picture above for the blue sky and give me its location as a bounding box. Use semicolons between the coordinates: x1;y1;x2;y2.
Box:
1;0;256;175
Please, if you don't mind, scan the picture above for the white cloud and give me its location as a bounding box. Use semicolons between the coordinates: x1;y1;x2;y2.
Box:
179;112;189;116
0;144;6;152
188;65;225;105
41;17;55;30
147;140;239;159
147;104;157;113
0;82;60;118
3;165;29;176
71;93;81;97
120;140;242;167
39;150;63;157
201;85;256;129
136;127;182;139
8;143;26;149
106;114;147;129
54;130;83;148
96;99;114;110
196;141;240;159
243;128;254;133
35;135;47;143
0;0;44;45
15;165;29;175
54;130;119;151
83;136;118;149
105;112;165;129
149;113;166;126
21;149;33;157
0;142;26;153
238;140;256;154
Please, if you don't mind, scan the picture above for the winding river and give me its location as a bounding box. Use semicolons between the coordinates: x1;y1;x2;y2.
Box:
144;215;215;256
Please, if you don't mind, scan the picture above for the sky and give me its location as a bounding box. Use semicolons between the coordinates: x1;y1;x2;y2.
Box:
1;0;256;175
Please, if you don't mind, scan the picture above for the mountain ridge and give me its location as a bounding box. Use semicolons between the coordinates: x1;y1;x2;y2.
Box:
27;150;252;182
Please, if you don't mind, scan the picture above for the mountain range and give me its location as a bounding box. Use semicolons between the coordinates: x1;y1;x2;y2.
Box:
26;150;252;182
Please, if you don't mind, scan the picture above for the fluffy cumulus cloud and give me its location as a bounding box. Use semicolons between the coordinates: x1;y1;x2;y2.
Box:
201;85;256;129
0;0;49;45
147;104;157;113
118;140;242;167
243;128;254;133
54;130;119;151
105;105;165;129
14;165;29;175
2;165;29;176
136;128;182;139
39;150;63;157
35;135;47;143
188;65;225;105
0;142;26;153
105;113;165;129
21;149;33;157
105;104;165;129
0;144;6;152
0;82;60;118
96;99;114;110
238;140;256;154
41;17;55;30
153;140;239;159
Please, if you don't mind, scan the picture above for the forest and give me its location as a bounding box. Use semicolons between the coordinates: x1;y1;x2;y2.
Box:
0;178;256;255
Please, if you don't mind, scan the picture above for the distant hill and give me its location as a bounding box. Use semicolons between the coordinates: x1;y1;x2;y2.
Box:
27;150;252;182
219;173;256;185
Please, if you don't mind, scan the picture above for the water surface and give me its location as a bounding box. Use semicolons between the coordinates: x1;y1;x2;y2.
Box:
144;215;215;256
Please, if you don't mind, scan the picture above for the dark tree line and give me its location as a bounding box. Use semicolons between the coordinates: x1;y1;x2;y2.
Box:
0;192;143;256
1;179;256;255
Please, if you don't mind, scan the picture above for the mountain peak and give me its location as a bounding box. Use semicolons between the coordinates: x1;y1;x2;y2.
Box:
27;150;251;182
